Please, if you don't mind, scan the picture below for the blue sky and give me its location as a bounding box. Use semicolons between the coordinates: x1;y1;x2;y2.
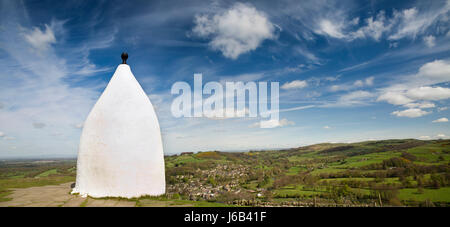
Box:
0;0;449;158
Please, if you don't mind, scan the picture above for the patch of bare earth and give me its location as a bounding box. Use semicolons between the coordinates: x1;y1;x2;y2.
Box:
0;182;135;207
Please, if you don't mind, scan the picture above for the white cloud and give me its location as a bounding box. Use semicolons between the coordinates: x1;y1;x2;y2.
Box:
74;64;113;76
306;75;340;87
417;60;450;84
351;11;390;41
312;2;450;42
377;59;450;113
377;91;413;105
350;17;360;26
432;117;449;123
3;136;16;141
294;47;322;64
389;42;399;48
406;86;450;101
0;132;5;137
353;80;364;87
332;76;374;92
340;90;373;101
281;80;307;90
284;64;307;73
192;3;276;59
323;126;331;129
436;134;447;138
354;77;374;87
278;118;296;127
387;8;420;40
332;90;374;106
330;84;348;92
423;35;436;47
277;105;316;113
325;75;340;82
365;76;375;86
391;108;431;118
315;19;346;39
438;107;448;111
418;135;431;140
23;24;56;51
403;102;435;109
377;59;450;118
250;118;295;128
388;5;450;40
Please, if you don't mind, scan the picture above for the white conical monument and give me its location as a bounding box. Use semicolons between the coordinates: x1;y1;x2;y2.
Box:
72;53;165;198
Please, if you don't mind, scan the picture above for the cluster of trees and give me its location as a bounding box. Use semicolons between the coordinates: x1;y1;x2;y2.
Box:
319;171;449;190
360;157;412;170
325;163;448;180
401;152;418;161
272;173;318;189
426;173;449;189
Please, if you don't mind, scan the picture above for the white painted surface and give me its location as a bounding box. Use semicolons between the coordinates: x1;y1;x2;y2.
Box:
72;64;165;198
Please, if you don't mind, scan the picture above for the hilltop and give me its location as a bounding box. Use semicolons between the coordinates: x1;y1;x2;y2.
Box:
0;139;449;206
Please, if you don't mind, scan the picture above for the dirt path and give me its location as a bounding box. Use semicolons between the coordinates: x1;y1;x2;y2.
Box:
0;182;136;207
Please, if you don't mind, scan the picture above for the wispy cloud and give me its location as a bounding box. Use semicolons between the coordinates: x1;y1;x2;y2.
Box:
310;1;450;42
432;117;448;123
0;1;114;157
22;24;57;51
249;118;295;128
392;108;431;118
423;35;436;48
281;80;307;90
329;76;374;92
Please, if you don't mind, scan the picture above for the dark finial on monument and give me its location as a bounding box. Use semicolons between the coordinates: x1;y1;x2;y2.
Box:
121;52;128;64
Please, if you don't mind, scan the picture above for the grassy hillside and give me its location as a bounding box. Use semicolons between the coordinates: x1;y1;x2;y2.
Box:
1;139;449;206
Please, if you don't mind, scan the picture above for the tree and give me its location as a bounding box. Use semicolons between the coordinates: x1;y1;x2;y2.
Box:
417;187;424;194
207;176;217;187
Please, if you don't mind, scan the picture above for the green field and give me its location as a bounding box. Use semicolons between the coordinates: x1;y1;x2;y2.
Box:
398;187;450;202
